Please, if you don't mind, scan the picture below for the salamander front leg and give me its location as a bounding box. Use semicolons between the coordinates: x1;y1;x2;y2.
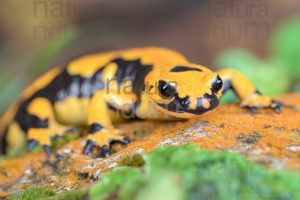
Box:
83;125;129;157
217;69;285;113
83;92;129;157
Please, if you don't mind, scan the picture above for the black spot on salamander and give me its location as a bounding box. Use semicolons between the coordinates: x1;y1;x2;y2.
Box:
112;58;153;95
31;67;105;103
180;96;191;109
112;58;153;110
162;94;190;113
221;79;232;93
13;67;105;133
170;66;202;73
13;57;153;132
204;92;219;109
88;123;104;134
158;92;219;115
28;115;49;128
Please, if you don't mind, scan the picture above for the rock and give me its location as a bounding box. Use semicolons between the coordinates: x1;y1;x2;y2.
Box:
0;94;299;196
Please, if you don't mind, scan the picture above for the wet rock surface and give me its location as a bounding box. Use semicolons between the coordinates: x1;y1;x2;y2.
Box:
0;94;299;197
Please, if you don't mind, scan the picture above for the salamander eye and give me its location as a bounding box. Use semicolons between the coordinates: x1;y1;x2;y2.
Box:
158;80;177;99
211;75;223;93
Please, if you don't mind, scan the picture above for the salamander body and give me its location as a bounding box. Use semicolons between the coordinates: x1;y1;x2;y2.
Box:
0;47;283;156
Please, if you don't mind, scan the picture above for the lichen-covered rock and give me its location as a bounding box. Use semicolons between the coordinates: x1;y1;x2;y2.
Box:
0;94;299;197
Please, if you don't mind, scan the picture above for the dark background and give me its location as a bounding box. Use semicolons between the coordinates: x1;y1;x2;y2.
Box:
0;0;299;113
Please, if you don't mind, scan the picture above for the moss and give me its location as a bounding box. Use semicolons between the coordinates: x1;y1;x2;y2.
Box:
118;153;145;167
11;187;56;200
11;187;89;200
90;167;144;200
52;188;88;200
90;144;300;200
51;131;81;149
270;17;300;82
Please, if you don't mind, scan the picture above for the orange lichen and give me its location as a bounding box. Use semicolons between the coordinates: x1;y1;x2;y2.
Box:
0;94;299;194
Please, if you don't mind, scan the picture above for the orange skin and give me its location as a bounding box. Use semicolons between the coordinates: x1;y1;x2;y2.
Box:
0;47;283;157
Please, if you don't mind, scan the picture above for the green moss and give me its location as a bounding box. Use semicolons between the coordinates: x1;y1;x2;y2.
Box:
270;17;300;81
11;187;89;200
51;131;81;149
90;144;300;200
11;187;56;200
90;167;144;200
118;153;145;167
52;188;88;200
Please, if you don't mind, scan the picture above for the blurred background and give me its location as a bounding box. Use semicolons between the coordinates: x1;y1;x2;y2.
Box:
0;0;300;114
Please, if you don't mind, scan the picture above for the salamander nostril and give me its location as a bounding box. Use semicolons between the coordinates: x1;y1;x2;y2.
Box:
211;75;223;93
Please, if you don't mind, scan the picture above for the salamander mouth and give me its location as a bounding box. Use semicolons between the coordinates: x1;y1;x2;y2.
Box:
157;92;219;115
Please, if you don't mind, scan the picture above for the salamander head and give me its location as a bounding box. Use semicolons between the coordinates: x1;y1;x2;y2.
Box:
144;64;223;118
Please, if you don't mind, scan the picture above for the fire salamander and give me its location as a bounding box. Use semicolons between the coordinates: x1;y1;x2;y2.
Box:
0;47;283;157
